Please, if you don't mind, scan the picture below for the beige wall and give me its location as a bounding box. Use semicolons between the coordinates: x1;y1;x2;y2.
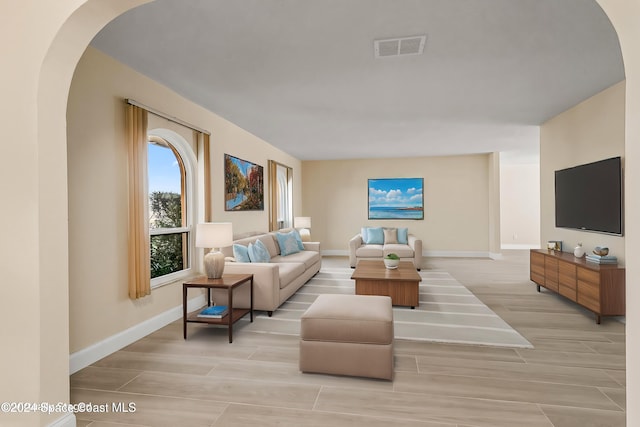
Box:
500;163;541;248
302;154;492;256
67;46;301;353
540;81;625;263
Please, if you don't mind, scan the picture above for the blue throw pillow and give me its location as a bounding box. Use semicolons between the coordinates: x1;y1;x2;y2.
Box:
365;227;384;244
292;229;305;250
361;227;369;243
247;239;270;263
232;244;251;263
276;230;302;256
397;228;408;244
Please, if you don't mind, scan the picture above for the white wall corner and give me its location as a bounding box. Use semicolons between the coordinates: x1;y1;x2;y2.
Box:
69;294;206;374
47;413;76;427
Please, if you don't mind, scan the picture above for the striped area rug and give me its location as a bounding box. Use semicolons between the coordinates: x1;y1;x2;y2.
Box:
240;267;533;348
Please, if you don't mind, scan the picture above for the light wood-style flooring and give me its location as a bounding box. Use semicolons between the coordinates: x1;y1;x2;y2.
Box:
71;251;626;426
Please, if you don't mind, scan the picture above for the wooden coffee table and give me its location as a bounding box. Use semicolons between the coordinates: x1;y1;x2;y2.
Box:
351;260;422;308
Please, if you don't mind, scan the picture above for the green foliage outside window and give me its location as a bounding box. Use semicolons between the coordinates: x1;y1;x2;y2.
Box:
150;191;185;278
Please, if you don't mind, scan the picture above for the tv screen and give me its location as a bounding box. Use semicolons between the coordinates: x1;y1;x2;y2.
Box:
555;157;623;235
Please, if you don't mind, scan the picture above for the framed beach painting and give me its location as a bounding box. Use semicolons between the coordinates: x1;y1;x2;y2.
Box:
224;154;264;211
368;178;424;220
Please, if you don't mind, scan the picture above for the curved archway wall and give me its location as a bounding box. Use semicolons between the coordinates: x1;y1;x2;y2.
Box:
0;0;636;425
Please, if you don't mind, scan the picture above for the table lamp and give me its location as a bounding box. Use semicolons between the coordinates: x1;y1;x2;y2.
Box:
294;216;311;242
196;222;233;279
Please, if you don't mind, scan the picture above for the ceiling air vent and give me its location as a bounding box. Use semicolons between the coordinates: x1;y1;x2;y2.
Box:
374;35;426;58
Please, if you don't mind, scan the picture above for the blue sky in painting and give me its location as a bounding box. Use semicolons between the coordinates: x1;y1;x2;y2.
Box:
228;155;253;176
369;178;423;207
148;143;181;193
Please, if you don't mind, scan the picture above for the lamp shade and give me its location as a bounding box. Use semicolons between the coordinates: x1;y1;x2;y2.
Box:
294;217;311;229
195;223;233;249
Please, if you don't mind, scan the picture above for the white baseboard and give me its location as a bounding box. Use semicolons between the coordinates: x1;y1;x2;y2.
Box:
501;243;541;250
321;249;349;256
322;249;492;258
423;250;491;258
48;413;76;427
69;294;206;374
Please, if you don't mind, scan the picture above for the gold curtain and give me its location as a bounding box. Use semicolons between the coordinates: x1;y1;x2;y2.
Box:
202;133;212;222
126;104;151;299
268;160;278;231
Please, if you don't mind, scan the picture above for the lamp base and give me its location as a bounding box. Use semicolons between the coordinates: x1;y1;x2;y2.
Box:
204;250;225;279
299;228;311;242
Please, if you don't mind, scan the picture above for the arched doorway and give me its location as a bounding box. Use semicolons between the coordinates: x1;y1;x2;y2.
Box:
22;1;638;425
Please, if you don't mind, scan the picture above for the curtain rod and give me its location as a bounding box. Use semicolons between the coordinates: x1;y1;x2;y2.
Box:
126;98;211;135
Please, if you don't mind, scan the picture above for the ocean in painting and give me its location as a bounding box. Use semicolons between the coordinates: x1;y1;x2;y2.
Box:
368;206;423;219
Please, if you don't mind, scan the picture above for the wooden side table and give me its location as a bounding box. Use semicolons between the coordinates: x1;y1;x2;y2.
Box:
183;274;253;343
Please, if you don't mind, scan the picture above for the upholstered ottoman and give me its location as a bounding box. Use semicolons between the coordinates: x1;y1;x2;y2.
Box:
299;294;394;380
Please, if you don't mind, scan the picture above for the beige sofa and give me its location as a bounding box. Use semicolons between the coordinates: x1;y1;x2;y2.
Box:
349;227;422;270
220;230;321;315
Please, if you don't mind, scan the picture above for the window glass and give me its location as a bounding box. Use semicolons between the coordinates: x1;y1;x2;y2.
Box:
148;138;189;280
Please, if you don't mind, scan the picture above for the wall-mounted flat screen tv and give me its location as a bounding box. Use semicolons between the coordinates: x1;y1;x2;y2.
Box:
555;156;623;236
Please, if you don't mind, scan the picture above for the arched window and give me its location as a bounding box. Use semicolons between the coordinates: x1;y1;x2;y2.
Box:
268;160;293;230
148;130;196;286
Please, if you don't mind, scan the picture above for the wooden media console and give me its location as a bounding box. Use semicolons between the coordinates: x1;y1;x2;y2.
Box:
530;249;625;324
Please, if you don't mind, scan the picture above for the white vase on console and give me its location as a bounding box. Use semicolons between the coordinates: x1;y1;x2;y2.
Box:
574;243;585;258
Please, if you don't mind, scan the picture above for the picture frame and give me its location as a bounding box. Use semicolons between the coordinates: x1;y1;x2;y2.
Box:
368;177;424;220
224;154;264;211
547;240;563;252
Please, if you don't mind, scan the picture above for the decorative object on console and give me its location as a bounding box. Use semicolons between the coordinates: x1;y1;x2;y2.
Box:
586;254;618;264
368;177;424;220
224;154;264;211
294;216;312;242
383;253;400;269
547;240;562;252
586;247;617;264
573;243;585;258
593;246;609;256
585;246;618;264
196;222;233;279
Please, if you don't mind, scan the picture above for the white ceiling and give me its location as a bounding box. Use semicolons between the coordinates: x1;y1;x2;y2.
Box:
90;0;624;161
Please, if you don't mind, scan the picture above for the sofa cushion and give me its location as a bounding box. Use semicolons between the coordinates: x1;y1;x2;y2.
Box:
383;228;398;244
301;294;393;345
248;240;271;263
272;250;321;269
397;227;408;244
278;262;306;289
275;230;304;256
364;227;384;244
383;244;414;258
232;244;251;263
257;234;279;258
356;244;383;258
